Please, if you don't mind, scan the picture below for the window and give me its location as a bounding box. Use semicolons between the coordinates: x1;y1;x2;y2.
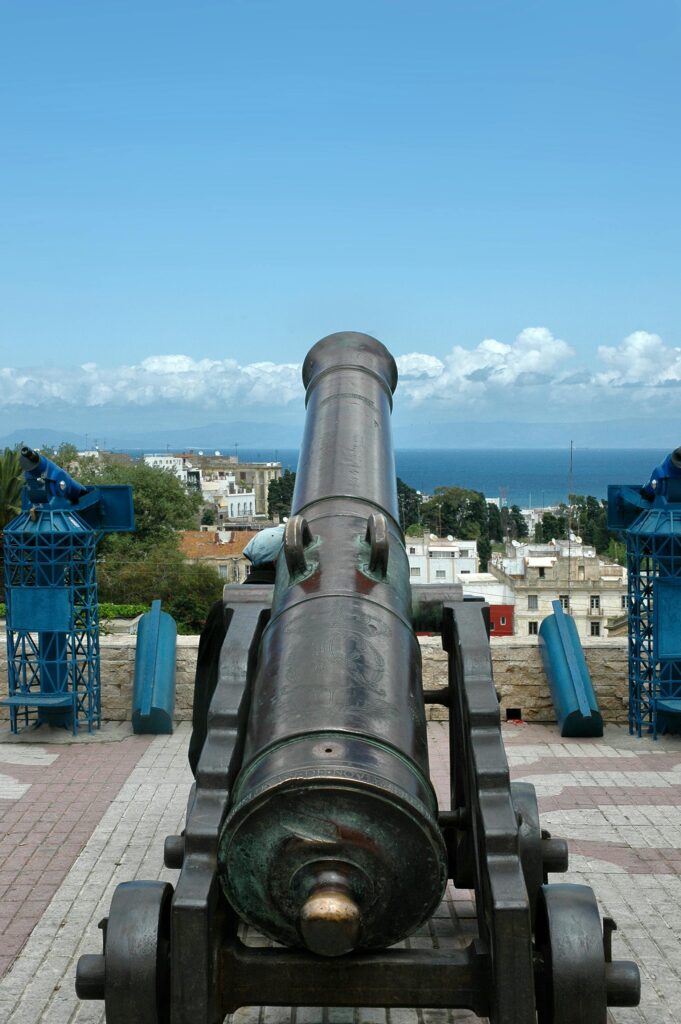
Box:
528;621;538;635
409;546;416;554
490;621;495;630
528;595;538;610
500;616;507;626
435;570;446;579
591;621;601;637
621;595;629;609
410;567;421;577
590;595;600;611
538;567;545;578
559;595;569;611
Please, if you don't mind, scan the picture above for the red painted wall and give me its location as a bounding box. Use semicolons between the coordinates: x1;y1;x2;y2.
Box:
488;604;514;636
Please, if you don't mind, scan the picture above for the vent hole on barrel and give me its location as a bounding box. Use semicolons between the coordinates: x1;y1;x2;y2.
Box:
325;747;333;753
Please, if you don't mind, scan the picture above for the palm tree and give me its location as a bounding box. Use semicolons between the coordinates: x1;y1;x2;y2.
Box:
1;447;24;599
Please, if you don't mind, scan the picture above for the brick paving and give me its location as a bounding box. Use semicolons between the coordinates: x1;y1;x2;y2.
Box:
0;720;679;1023
0;732;151;981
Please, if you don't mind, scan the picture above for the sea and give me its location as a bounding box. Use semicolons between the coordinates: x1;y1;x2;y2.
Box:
146;446;665;509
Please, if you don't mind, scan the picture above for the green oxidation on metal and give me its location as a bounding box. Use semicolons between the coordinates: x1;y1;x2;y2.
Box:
140;599;162;718
355;535;411;601
230;729;436;811
218;782;447;951
282;535;323;588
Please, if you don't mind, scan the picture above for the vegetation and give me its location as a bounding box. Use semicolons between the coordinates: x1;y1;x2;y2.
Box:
268;468;296;519
21;446;218;632
397;477;422;530
420;486;493;569
98;602;150;619
0;447;23;529
0;447;24;599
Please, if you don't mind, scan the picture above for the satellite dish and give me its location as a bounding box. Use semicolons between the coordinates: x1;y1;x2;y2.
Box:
198;450;204;456
447;535;454;542
429;533;437;540
215;450;221;456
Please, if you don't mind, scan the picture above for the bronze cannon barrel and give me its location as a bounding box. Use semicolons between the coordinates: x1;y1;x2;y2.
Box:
218;332;447;956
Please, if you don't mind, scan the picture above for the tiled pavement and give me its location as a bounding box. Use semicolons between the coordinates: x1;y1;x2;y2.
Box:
0;720;680;1023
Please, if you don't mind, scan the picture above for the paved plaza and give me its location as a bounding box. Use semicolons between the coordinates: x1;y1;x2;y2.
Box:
0;719;680;1024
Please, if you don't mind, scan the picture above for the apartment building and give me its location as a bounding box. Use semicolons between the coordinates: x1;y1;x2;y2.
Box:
488;541;626;639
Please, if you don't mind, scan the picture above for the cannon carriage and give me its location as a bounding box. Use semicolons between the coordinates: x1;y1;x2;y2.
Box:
76;332;640;1023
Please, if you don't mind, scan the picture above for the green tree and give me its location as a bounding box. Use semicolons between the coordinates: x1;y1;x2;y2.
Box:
1;447;24;597
201;505;217;526
396;477;421;530
569;494;610;553
268;469;296;519
0;447;23;529
96;539;223;633
537;508;568;542
80;458;202;548
421;486;488;540
421;486;492;570
487;501;503;542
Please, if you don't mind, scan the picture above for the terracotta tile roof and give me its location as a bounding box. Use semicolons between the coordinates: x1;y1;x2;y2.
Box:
179;530;257;560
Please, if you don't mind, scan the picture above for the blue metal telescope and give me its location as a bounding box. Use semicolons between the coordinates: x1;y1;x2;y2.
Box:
2;447;134;734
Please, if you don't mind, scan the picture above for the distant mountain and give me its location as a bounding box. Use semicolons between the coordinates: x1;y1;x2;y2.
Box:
0;427;88;449
0;421;303;451
2;416;678;452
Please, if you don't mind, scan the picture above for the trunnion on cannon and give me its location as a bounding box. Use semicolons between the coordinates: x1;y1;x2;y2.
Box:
76;332;641;1024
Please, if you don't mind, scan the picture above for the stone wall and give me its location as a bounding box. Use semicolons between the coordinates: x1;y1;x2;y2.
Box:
421;635;629;723
0;632;629;724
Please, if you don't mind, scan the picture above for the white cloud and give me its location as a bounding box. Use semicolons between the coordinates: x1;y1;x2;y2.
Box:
596;331;681;387
1;328;679;420
396;326;574;405
0;355;303;409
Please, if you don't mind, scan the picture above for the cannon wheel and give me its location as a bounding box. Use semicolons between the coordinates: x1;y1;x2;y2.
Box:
104;880;173;1024
535;883;607;1024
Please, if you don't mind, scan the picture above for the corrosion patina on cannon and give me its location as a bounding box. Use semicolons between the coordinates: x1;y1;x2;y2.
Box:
76;333;641;1024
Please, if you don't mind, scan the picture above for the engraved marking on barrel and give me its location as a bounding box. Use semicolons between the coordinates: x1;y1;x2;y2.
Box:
319;392;378;411
315;429;363;487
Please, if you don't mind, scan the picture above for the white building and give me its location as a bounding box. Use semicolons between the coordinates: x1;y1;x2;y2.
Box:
144;454;187;477
216;492;256;519
406;534;479;584
460;572;515;605
489;540;627;639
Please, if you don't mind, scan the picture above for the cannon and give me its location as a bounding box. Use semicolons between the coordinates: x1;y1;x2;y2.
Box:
76;333;640;1022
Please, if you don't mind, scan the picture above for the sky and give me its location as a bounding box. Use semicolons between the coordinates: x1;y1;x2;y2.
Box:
1;1;680;443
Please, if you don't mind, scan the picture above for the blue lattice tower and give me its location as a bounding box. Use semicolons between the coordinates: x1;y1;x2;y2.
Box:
2;449;134;734
609;463;681;739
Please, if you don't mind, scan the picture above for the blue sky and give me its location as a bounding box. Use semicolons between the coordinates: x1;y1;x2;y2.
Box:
1;1;679;440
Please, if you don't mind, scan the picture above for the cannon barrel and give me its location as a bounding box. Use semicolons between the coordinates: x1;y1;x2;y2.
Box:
20;445;88;503
218;332;447;956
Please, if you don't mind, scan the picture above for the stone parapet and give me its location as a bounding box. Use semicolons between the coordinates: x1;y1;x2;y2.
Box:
0;632;629;725
421;635;629;723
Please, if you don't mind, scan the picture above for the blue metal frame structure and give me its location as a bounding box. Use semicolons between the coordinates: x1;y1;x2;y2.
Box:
2;448;134;735
609;482;681;738
4;510;101;733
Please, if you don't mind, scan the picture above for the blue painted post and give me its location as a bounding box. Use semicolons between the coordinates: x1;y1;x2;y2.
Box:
539;600;604;737
132;600;177;734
